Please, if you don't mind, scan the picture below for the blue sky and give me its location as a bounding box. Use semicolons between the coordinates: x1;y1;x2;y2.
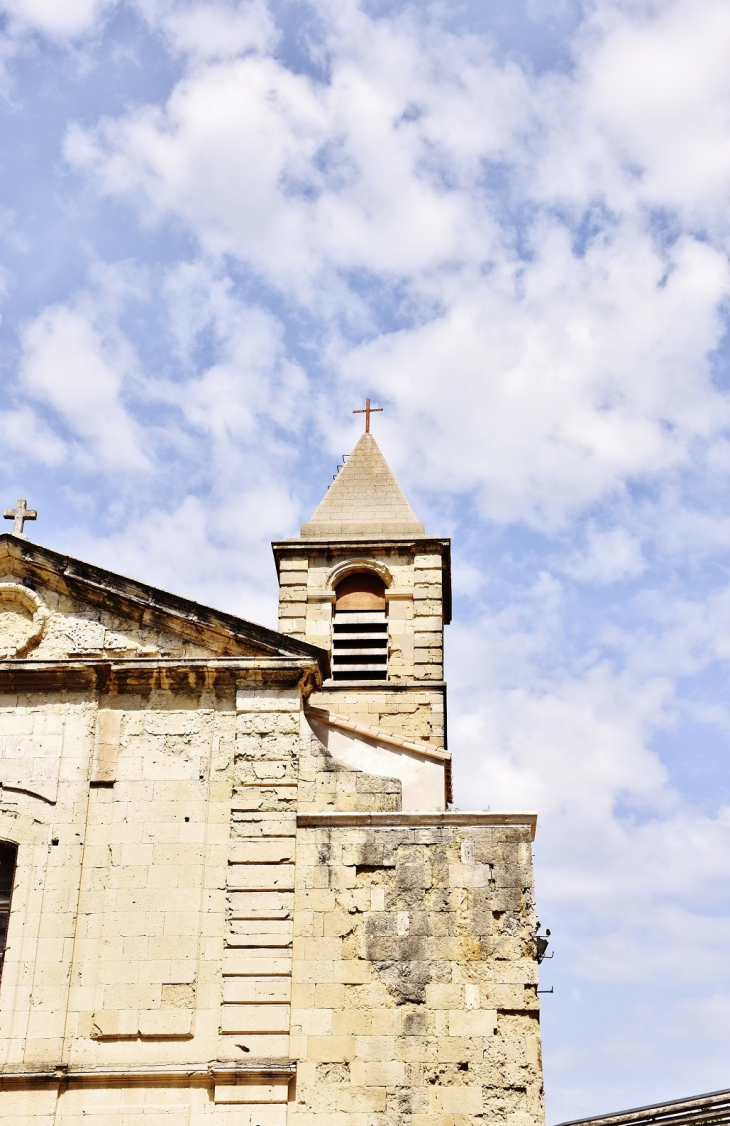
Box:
2;0;730;1119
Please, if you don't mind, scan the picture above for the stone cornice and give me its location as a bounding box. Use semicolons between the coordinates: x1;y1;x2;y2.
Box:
0;534;328;671
315;680;447;691
272;537;450;551
0;657;322;695
554;1086;730;1126
297;810;538;839
0;1059;296;1085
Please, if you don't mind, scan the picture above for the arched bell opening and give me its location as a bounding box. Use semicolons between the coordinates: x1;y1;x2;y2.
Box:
331;572;388;681
334;572;386;612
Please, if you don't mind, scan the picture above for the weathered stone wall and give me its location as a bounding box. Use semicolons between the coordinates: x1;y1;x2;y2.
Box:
298;727;403;815
308;686;446;750
0;681;305;1126
0;549;285;662
290;817;543;1126
0;546;544;1126
274;542;446;687
0;688;233;1062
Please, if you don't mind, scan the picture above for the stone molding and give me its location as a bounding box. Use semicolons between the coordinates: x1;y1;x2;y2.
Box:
316;679;446;690
0;1060;297;1085
325;556;394;590
0;582;50;659
0;656;323;694
0;532;325;662
297;809;538;839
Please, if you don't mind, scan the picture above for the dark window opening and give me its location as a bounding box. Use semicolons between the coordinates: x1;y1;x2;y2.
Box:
0;842;17;983
332;573;388;681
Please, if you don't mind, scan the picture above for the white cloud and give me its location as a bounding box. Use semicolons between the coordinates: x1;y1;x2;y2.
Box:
346;229;729;526
63;0;730;528
537;0;730;236
135;0;277;60
8;0;730;1113
64;7;527;287
0;0;117;38
0;407;66;466
19;300;150;471
563;526;645;583
158;261;308;441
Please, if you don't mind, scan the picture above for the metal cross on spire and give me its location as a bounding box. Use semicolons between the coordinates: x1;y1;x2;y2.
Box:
3;498;37;539
352;397;383;433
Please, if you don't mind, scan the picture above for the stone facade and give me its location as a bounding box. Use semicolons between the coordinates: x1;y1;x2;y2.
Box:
0;435;545;1125
272;544;448;740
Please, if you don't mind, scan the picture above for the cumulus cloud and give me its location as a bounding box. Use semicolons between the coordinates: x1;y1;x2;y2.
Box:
6;0;730;1116
64;0;730;528
0;406;66;467
346;230;730;525
535;0;730;236
135;0;277;60
0;0;117;38
64;6;526;286
19;299;150;471
32;259;313;617
562;526;645;583
158;261;309;441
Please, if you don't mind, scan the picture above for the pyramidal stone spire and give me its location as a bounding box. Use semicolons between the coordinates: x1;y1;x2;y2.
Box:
301;432;425;538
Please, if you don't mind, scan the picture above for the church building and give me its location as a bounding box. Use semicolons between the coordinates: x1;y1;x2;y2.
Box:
0;427;544;1125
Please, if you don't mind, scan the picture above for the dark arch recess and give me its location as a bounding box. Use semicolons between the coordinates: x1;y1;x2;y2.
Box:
335;572;386;612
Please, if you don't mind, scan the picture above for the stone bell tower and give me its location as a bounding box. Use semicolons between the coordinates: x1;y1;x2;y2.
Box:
272;428;452;807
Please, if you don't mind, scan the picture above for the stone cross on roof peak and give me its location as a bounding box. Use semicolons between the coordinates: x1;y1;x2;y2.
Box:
3;498;37;539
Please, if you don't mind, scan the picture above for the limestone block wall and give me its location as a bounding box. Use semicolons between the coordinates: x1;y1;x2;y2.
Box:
221;685;303;1064
0;685;238;1126
0;693;99;1072
307;686;445;749
64;688;234;1069
278;559;309;642
273;541;448;688
290;814;543;1126
0;677;310;1126
0;635;543;1126
411;551;445;682
297;727;403;815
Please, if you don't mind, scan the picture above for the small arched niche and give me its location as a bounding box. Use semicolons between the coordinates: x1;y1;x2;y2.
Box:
331;572;388;681
334;572;386;612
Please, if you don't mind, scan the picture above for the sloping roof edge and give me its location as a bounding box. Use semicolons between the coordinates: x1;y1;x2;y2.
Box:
554;1088;730;1126
0;534;329;674
306;705;453;803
